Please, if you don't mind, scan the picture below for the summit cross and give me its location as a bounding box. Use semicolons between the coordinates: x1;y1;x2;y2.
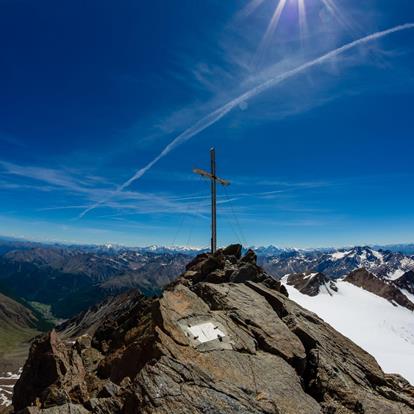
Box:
193;148;230;253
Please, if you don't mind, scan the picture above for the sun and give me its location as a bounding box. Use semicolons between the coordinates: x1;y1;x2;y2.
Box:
242;0;354;52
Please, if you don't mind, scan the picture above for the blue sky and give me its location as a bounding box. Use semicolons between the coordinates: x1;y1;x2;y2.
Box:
1;0;414;248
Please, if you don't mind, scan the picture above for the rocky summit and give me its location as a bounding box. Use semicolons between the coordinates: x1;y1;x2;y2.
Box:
8;245;414;414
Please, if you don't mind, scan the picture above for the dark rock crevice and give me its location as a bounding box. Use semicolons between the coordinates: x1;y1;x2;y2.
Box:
244;281;323;398
245;281;289;318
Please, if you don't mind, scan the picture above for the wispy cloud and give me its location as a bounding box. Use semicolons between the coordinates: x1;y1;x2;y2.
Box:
0;158;329;221
0;161;94;193
78;24;414;219
0;161;210;218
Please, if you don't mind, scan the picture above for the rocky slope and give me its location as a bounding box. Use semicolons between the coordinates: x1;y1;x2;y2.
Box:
8;245;414;413
56;291;144;340
345;269;414;311
0;293;39;333
0;293;42;409
283;272;338;297
394;270;414;296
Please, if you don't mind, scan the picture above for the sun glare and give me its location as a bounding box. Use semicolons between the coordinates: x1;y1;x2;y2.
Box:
243;0;354;53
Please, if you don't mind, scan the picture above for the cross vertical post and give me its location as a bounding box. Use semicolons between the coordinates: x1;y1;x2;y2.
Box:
193;148;230;254
210;148;217;253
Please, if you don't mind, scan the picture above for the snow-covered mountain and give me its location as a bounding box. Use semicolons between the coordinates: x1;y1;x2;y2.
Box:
263;246;414;280
282;272;414;385
248;245;296;256
138;245;208;255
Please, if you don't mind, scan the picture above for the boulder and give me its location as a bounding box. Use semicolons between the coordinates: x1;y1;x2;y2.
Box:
222;244;242;259
230;263;260;282
241;248;257;264
17;405;89;414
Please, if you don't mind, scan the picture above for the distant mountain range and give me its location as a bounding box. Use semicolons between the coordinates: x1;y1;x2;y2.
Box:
261;245;414;280
0;244;190;319
1;237;414;321
3;234;414;255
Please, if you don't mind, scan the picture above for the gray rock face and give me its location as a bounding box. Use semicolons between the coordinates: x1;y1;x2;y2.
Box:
285;272;336;297
345;268;414;311
394;270;414;295
11;245;414;413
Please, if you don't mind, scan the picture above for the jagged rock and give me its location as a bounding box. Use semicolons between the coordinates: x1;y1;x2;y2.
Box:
13;330;89;411
241;248;257;264
222;243;242;259
75;334;92;352
262;276;289;296
230;262;260;282
345;268;414;311
96;381;121;398
394;270;414;295
17;405;89;414
84;397;123;413
57;291;145;340
204;269;227;283
285;272;335;297
185;253;208;271
12;247;414;413
329;281;338;292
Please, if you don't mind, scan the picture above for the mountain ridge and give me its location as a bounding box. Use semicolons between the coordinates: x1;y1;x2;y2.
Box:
8;245;414;413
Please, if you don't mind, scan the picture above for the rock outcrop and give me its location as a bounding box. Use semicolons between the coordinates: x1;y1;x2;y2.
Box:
56;291;144;340
394;270;414;296
345;268;414;311
11;246;414;413
284;272;338;297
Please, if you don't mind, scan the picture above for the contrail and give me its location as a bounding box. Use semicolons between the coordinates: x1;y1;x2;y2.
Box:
79;23;414;218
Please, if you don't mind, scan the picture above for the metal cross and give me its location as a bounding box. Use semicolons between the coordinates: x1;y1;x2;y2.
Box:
193;148;230;253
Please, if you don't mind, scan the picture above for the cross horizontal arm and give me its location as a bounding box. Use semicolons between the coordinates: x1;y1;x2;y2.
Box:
193;168;212;179
193;168;230;186
216;177;230;187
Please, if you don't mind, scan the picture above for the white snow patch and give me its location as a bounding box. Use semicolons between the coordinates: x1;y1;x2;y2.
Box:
401;289;414;304
372;250;384;263
283;280;414;385
304;273;318;280
331;250;351;260
387;258;414;280
359;251;367;262
0;393;11;407
0;373;20;381
188;322;225;343
388;269;406;281
0;370;21;406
